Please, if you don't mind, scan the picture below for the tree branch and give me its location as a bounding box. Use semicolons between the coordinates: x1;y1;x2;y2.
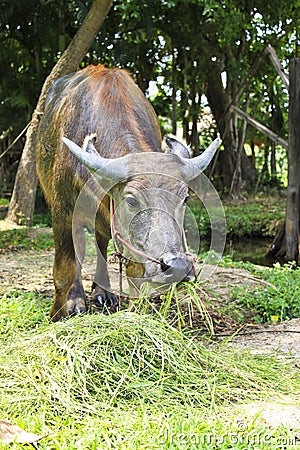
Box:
230;105;288;149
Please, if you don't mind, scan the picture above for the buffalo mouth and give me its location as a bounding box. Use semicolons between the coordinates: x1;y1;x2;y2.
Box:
160;256;194;283
142;255;195;286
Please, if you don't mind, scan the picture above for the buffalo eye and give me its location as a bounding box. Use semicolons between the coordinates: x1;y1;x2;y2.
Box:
126;195;139;208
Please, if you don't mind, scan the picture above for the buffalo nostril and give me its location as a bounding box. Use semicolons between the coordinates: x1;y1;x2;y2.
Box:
160;257;192;283
160;259;169;272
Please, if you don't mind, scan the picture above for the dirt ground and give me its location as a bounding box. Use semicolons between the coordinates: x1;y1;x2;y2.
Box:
1;229;300;361
206;266;300;360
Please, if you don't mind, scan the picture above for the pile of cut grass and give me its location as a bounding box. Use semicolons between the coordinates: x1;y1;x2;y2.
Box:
0;312;298;413
1;292;300;448
0;313;237;415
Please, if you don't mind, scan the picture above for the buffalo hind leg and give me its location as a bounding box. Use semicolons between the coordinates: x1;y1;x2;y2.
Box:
92;232;117;307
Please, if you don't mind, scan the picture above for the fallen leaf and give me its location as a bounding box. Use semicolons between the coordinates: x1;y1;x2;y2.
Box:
0;420;42;444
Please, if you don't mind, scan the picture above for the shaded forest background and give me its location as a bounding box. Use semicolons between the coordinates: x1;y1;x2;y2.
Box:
0;0;299;201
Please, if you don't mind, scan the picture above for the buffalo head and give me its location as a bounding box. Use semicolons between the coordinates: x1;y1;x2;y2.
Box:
63;134;221;293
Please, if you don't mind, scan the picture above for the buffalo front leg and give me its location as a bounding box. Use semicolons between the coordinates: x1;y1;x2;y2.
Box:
50;221;86;321
66;262;87;316
67;224;86;315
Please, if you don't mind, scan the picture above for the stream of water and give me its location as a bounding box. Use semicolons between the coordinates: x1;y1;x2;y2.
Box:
224;237;275;266
200;237;275;267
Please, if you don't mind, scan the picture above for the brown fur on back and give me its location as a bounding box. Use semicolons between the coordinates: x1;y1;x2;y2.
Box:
36;65;162;209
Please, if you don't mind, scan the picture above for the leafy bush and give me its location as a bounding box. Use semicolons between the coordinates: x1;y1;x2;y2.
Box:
0;197;9;206
32;212;52;227
0;228;53;252
190;195;285;239
232;262;300;323
224;202;284;238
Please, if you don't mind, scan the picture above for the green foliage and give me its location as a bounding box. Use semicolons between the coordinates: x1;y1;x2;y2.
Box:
0;227;53;252
219;255;300;323
32;212;52;227
0;197;9;206
190;195;285;239
232;262;300;323
0;290;50;336
0;0;75;130
1;0;299;196
218;254;261;272
224;201;284;238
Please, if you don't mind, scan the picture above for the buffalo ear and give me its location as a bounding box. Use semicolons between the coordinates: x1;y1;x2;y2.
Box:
82;133;97;153
162;134;191;159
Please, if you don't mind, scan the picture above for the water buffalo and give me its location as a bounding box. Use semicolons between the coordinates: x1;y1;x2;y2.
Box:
36;64;220;321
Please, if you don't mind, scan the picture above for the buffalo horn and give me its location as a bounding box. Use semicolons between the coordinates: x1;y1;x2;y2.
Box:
62;136;128;181
182;136;221;180
63;134;221;183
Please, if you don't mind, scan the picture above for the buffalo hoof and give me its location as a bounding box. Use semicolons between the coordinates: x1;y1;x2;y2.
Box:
92;286;118;308
94;292;118;308
67;297;87;316
50;308;69;322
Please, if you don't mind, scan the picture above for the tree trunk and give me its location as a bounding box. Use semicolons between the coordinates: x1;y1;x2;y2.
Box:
171;47;177;135
241;149;256;189
229;98;248;198
205;66;240;195
207;75;257;196
285;58;300;263
190;78;199;155
270;142;276;175
268;58;300;262
231;105;288;149
6;0;113;225
182;50;190;141
254;145;269;193
267;221;286;259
